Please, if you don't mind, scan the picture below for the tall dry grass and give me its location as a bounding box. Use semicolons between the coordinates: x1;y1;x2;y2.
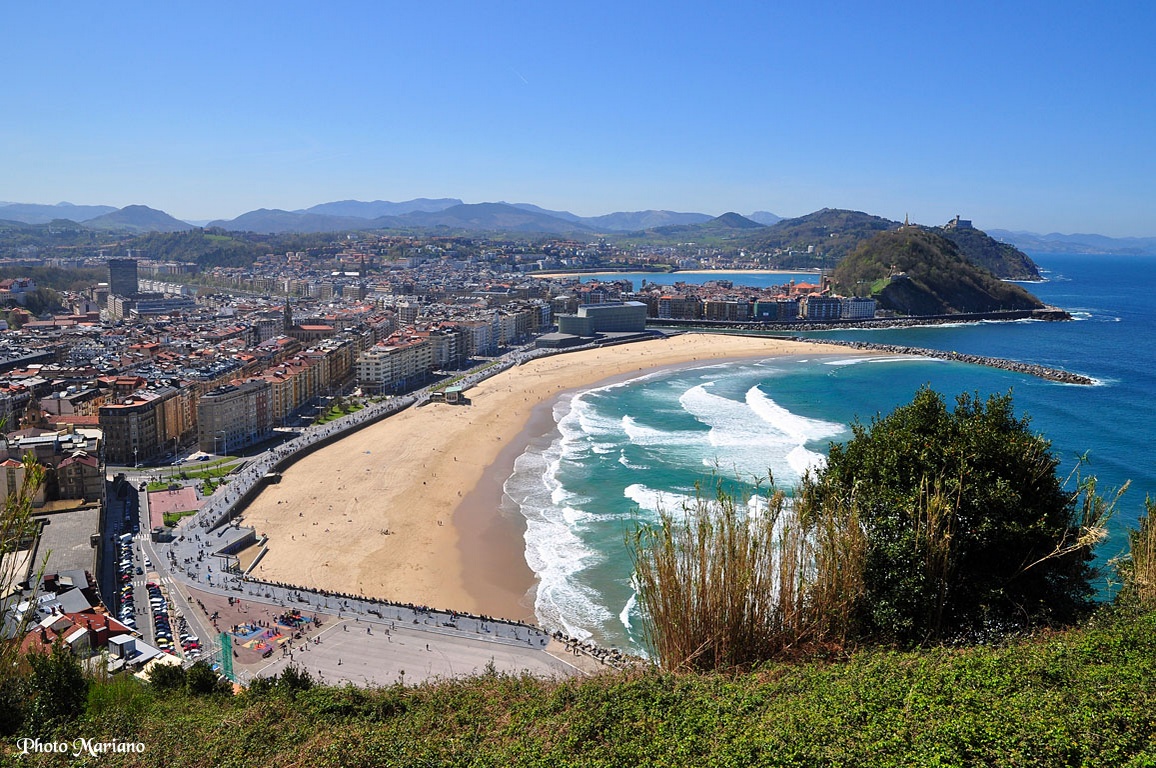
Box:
628;475;867;672
1120;496;1156;607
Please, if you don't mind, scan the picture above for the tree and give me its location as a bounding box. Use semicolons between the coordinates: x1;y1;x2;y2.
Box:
184;660;231;696
801;387;1108;645
146;662;186;691
24;641;88;737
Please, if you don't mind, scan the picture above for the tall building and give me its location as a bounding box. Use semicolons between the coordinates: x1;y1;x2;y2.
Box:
107;258;139;297
197;379;274;454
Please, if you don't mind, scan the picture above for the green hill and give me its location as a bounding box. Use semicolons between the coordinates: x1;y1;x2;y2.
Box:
832;228;1046;315
739;209;1042;279
16;609;1156;766
938;223;1041;280
742;208;897;267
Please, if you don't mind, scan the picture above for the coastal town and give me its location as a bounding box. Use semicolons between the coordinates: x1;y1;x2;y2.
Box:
0;226;1083;690
0;233;869;685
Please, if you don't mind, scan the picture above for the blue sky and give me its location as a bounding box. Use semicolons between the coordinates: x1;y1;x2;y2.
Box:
3;1;1154;236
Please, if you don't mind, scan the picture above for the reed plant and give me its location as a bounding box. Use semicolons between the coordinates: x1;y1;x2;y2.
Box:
1119;497;1156;607
628;474;867;672
0;454;46;729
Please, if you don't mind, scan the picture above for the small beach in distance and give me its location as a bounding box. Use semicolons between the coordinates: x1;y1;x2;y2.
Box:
238;334;853;623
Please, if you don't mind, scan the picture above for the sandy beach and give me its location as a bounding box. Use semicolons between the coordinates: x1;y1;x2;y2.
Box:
240;334;852;623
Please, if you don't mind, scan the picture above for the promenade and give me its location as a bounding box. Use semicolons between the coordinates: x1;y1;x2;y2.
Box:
145;344;624;686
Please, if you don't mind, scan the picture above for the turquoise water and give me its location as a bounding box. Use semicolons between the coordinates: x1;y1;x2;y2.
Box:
506;253;1156;652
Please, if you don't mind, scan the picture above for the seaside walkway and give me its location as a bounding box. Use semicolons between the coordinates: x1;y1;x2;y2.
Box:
144;344;629;685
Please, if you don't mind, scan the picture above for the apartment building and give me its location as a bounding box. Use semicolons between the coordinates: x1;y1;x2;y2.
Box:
196;379;274;455
355;334;434;394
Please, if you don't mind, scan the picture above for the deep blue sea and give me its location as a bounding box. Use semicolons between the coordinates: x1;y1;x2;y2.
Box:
507;254;1156;652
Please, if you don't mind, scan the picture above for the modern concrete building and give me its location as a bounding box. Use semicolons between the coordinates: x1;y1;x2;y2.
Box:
556;301;648;337
799;295;843;321
99;387;182;466
752;299;799;321
841;296;878;319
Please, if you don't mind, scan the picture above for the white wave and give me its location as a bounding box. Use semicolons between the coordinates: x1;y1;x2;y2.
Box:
674;384;845;484
786;444;826;477
823;355;924;367
745;386;846;444
506;436;612;640
623;483;695;517
617;450;648;471
619;591;637;635
621;415;701;448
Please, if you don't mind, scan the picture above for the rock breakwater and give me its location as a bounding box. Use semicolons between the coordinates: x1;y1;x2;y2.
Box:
796;338;1095;385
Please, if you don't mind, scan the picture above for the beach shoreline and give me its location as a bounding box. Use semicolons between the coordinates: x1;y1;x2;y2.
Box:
240;334;855;625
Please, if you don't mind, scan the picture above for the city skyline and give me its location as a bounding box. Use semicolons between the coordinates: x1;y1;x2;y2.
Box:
4;2;1155;237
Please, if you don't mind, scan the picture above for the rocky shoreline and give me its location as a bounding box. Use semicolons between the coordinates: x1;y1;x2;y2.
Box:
792;337;1095;386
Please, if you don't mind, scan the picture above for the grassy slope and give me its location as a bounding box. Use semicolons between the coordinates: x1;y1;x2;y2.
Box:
13;608;1156;767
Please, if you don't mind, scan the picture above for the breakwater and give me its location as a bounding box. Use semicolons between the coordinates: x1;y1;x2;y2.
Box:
789;337;1095;385
648;307;1071;333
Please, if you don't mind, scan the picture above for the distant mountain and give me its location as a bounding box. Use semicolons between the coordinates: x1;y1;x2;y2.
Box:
648;212;766;238
208;209;381;234
987;229;1156;256
583;210;713;231
707;212;765;229
300;198;462;219
0;201;118;224
83;205;192;233
746;211;783;226
743;208;900;267
391;202;593;233
832;229;1045;315
507;202;584;223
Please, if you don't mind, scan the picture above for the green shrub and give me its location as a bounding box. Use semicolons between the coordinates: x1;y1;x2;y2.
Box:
24;642;89;737
803;387;1112;645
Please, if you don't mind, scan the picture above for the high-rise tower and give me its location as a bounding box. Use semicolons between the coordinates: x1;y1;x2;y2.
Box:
108;257;139;297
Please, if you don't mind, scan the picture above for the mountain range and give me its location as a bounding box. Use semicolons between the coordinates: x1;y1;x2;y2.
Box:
2;198;1152;255
0;198;773;236
986;229;1156;256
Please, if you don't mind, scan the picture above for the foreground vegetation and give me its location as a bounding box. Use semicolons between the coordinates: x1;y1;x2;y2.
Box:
6;391;1155;765
630;389;1116;671
4;606;1155;766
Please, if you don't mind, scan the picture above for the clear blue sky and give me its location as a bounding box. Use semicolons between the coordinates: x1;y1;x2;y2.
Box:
3;1;1154;236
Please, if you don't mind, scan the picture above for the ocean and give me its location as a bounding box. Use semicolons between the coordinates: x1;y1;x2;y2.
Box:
505;254;1156;653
